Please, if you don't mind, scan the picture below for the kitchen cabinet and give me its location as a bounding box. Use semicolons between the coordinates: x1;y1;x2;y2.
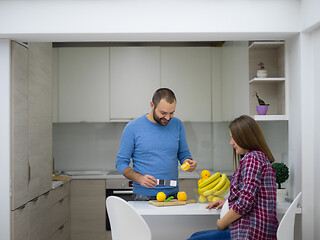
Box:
161;47;212;121
11;42;53;209
70;180;106;240
110;47;160;120
11;41;29;210
179;179;198;199
249;41;287;120
220;41;249;121
54;47;110;122
11;203;29;240
28;42;53;201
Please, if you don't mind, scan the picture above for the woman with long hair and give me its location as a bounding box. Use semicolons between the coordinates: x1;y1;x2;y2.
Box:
188;115;278;240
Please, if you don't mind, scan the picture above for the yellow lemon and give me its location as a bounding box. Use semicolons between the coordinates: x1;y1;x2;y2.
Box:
181;162;190;171
198;178;203;186
201;170;211;179
177;191;187;201
156;192;166;202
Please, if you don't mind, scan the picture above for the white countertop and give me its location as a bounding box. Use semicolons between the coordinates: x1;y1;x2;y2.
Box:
129;201;220;215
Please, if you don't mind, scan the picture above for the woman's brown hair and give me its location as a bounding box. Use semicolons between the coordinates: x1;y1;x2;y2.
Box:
229;115;275;169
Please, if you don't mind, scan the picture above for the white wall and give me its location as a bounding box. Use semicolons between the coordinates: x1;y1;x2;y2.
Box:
0;0;300;42
301;0;320;31
0;39;11;240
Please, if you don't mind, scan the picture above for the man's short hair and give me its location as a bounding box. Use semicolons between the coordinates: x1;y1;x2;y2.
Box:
152;88;176;108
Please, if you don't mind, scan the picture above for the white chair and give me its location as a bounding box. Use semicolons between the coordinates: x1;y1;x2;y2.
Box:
106;196;152;240
277;192;302;240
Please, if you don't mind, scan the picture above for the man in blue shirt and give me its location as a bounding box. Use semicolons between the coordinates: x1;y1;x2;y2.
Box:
116;88;197;200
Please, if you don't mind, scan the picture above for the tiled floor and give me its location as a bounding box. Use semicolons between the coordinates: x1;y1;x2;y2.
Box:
106;231;112;240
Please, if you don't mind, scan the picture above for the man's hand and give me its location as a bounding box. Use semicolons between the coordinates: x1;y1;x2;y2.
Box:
183;159;197;172
138;174;157;188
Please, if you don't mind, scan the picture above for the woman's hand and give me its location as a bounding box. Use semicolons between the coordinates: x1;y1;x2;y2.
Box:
206;199;226;209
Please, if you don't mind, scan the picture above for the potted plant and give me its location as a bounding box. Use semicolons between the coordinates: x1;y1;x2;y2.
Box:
272;162;289;203
255;93;269;115
257;62;268;78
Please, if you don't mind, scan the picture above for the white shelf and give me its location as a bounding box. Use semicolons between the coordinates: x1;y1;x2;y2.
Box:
252;115;288;121
249;77;285;84
249;41;285;49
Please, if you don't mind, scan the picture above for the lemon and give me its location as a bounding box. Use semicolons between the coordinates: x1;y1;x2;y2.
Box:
198;178;203;186
201;170;211;179
177;191;187;201
181;162;190;171
156;192;166;202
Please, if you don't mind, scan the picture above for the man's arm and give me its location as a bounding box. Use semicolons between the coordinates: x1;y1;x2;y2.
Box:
123;167;157;188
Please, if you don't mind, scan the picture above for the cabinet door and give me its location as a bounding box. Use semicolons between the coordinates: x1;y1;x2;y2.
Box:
221;42;249;121
179;179;198;199
28;43;53;200
57;47;110;122
70;180;106;240
29;193;52;240
11;41;29;210
161;47;212;121
110;47;160;120
11;204;29;240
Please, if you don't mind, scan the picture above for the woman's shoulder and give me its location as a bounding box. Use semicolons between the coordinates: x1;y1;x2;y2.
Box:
243;150;270;165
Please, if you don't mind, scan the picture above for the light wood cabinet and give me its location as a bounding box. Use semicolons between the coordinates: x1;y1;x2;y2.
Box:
248;41;287;120
28;42;53;201
11;41;29;210
179;179;198;199
55;47;110;122
161;47;212;121
110;47;160;120
11;203;29;240
70;180;106;240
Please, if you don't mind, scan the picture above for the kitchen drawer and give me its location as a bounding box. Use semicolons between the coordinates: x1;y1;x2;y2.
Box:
50;182;70;204
52;222;70;240
52;196;69;234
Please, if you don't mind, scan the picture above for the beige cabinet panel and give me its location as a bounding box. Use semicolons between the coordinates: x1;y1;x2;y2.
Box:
57;47;110;122
11;41;29;210
11;204;29;240
29;193;52;240
161;47;212;121
179;179;198;199
28;43;53;200
110;47;160;120
70;180;106;240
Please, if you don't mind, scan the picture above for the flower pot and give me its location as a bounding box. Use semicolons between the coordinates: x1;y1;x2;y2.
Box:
277;188;287;203
257;69;268;78
256;105;268;115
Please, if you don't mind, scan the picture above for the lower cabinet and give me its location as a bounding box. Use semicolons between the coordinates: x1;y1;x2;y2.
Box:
11;181;70;240
70;180;106;240
179;179;198;200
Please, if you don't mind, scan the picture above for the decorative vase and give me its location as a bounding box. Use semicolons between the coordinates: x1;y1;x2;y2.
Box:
257;69;268;78
277;188;287;203
256;105;268;115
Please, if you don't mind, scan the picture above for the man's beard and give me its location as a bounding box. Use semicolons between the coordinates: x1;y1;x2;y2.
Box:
153;111;171;126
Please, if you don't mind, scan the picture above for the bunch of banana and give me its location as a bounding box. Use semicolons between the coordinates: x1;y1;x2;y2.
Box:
197;172;230;202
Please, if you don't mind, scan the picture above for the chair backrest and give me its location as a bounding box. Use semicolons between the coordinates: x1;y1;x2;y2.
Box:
106;196;152;240
277;192;302;240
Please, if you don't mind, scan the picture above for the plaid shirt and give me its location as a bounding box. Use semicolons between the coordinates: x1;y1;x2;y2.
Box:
228;150;278;240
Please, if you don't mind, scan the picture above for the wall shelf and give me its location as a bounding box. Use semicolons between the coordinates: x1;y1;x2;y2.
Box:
252;115;288;121
249;77;285;84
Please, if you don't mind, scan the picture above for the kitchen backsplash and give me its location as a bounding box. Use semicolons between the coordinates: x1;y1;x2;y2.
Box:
52;121;288;172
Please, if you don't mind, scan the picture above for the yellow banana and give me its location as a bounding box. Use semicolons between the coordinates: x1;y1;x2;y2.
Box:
198;176;221;194
211;196;223;202
212;173;228;191
214;179;230;197
198;172;221;188
207;195;214;202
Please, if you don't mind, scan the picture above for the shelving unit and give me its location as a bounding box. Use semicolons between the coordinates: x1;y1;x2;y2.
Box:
249;41;287;121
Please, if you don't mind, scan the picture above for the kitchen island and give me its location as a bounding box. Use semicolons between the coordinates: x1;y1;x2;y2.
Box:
129;201;220;240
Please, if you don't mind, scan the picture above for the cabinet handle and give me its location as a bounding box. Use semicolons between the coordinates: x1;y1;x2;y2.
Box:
31;197;39;202
58;198;64;203
44;191;50;196
18;204;26;210
28;156;30;184
58;224;65;230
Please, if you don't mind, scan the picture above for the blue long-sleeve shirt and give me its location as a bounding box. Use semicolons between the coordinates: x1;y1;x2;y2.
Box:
116;115;192;196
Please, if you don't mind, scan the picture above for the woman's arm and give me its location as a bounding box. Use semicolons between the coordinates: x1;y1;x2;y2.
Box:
216;208;242;230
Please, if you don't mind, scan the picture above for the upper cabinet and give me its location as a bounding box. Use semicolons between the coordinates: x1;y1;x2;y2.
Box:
110;47;160;120
248;41;287;120
161;47;212;122
54;47;110;122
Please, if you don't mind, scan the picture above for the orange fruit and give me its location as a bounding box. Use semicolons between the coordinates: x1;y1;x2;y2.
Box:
177;191;187;201
156;192;166;202
198;178;203;186
181;162;190;171
201;170;211;179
